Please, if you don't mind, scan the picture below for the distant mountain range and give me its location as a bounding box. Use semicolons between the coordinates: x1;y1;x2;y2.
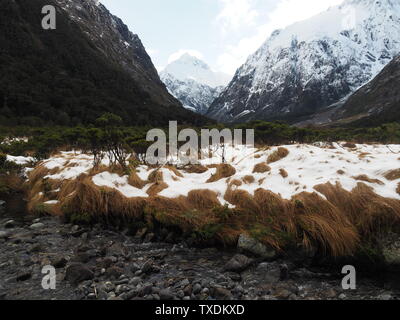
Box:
0;0;209;126
206;0;400;126
160;54;230;115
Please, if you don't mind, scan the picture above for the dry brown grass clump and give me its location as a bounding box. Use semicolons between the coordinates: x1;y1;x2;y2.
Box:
267;147;289;164
342;142;357;149
187;189;220;210
59;176;147;221
314;182;400;238
147;182;169;196
242;175;255;184
352;175;384;185
384;169;400;181
397;183;400;196
183;164;209;174
128;170;147;189
279;169;288;178
165;165;184;177
253;162;271;173
229;179;243;187
148;169;163;183
207;164;236;183
337;170;345;175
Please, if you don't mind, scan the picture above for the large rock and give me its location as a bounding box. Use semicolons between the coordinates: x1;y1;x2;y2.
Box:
238;234;276;259
381;233;400;266
65;263;94;285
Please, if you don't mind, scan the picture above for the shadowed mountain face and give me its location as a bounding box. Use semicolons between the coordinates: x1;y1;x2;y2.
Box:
207;0;400;124
334;55;400;126
0;0;209;126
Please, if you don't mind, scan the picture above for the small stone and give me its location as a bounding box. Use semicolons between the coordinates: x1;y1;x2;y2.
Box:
4;220;15;229
224;254;253;272
212;287;233;300
274;288;292;300
338;293;347;300
325;288;337;299
0;231;10;239
129;277;141;286
144;232;155;243
139;284;153;297
30;223;45;230
65;263;94;285
159;289;174;300
378;293;392;301
192;283;202;294
16;271;32;282
52;256;68;269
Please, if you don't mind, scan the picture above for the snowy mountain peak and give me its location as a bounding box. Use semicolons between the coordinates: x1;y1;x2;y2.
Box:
160;54;231;115
161;54;230;88
207;0;400;123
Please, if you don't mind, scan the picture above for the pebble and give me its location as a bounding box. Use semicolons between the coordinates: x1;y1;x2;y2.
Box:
29;223;45;230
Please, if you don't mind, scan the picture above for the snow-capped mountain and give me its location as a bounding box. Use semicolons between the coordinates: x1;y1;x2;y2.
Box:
207;0;400;123
160;54;231;114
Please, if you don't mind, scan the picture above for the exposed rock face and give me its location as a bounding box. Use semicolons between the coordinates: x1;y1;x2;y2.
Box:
160;54;230;115
207;0;400;124
54;0;169;103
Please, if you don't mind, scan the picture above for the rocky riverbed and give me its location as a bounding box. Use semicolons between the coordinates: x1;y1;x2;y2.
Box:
0;200;399;301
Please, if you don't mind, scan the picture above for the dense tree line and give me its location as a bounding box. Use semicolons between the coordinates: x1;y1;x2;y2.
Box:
1;116;400;161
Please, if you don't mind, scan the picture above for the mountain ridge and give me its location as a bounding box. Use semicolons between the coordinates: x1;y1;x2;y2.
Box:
160;54;230;115
207;0;400;124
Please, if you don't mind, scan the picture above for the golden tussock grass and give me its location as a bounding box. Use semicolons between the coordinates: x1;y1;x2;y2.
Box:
165;165;184;177
128;170;147;189
352;174;384;185
207;164;236;183
183;164;209;174
384;169;400;181
147;182;169;196
342;142;357;149
314;182;400;238
187;189;220;210
229;179;243;187
59;176;147;220
279;169;288;178
242;175;255;184
28;164;51;186
267;147;289;164
253;162;271;173
148;169;163;183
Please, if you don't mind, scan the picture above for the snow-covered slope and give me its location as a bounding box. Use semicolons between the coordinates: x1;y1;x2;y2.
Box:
207;0;400;123
21;142;400;204
160;54;231;114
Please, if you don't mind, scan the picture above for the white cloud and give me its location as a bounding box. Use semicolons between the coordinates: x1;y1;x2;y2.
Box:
167;49;204;64
216;0;259;32
216;0;344;74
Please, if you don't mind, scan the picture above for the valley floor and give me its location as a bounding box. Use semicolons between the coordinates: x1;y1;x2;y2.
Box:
0;205;399;301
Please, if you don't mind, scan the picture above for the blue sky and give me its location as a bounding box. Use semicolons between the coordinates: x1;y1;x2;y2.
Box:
100;0;343;74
